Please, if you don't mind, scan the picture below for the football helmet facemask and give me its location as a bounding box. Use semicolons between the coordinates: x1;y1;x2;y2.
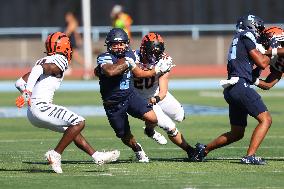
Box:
140;32;165;66
105;28;130;58
45;32;72;63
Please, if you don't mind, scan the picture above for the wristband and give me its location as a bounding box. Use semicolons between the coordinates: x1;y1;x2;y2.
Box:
272;48;278;56
254;78;260;86
154;96;161;103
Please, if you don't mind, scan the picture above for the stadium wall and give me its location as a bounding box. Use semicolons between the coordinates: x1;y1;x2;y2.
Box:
0;35;233;79
0;0;283;27
0;35;232;67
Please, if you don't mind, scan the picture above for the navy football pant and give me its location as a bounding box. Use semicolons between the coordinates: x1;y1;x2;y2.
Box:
223;78;268;127
103;91;153;138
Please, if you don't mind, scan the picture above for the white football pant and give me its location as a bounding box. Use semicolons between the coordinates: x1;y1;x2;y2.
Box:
153;92;185;132
27;101;85;133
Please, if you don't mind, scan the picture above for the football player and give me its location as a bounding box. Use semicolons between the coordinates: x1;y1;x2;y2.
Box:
15;32;120;173
252;26;284;89
95;28;172;163
133;32;196;160
193;15;272;165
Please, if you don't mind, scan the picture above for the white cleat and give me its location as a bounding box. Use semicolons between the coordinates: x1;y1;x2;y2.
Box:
92;150;120;165
135;143;149;163
144;127;167;145
44;150;63;174
152;130;167;145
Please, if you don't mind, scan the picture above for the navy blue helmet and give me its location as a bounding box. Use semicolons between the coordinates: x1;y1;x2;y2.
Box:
236;15;265;38
105;28;130;57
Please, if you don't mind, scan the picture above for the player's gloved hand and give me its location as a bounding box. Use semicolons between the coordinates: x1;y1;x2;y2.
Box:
125;57;137;70
15;90;31;108
274;35;284;42
251;67;262;85
252;67;262;78
255;43;266;54
149;96;161;105
154;56;175;74
269;37;280;49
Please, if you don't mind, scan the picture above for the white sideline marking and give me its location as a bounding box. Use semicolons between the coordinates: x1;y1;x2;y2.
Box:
0;104;229;118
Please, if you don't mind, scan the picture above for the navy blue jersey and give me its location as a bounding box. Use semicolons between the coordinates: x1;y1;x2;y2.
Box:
97;50;136;101
227;30;257;83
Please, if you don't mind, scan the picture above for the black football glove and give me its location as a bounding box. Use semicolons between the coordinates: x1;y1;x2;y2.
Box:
251;67;262;84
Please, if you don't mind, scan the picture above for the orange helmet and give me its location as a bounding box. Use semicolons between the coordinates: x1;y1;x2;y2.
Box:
260;26;284;49
140;32;165;65
45;32;72;63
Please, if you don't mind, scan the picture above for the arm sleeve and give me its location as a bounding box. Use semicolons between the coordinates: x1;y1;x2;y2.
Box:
15;77;27;93
26;65;44;92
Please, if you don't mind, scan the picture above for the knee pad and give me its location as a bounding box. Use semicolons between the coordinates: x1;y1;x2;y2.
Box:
167;128;179;137
175;112;185;123
158;117;176;131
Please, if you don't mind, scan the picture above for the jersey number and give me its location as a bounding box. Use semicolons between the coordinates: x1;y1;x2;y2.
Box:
120;72;131;90
228;38;238;61
134;77;155;89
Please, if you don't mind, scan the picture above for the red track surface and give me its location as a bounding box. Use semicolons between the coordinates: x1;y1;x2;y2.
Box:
0;64;271;79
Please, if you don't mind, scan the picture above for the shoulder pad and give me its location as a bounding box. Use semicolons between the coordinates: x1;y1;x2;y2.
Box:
242;31;257;43
97;52;114;65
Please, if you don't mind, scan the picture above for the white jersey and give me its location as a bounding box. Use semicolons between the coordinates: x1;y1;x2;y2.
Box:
133;50;184;132
133;50;171;99
26;54;84;132
31;54;68;103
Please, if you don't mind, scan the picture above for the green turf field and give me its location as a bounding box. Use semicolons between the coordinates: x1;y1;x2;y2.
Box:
0;89;283;189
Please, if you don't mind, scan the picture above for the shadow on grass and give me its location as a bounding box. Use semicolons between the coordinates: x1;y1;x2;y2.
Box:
199;157;284;164
23;160;125;165
20;157;284;167
149;157;189;162
0;168;53;173
23;160;95;165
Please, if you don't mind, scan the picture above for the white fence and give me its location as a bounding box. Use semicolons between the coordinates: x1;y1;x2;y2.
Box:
0;24;238;41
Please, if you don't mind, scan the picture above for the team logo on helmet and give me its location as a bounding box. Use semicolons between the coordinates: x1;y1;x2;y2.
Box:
236;14;265;38
45;32;72;63
140;32;165;65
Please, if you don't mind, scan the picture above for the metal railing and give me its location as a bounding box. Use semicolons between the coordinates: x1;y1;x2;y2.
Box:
0;24;237;41
0;24;282;41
